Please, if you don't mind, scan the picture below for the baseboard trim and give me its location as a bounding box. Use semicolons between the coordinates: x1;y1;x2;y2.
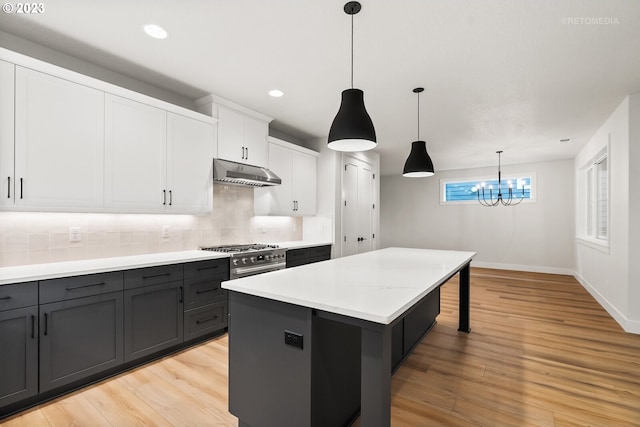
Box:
573;271;640;334
471;261;573;276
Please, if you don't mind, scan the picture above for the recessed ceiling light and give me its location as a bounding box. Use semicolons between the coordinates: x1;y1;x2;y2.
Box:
269;89;284;98
143;24;168;40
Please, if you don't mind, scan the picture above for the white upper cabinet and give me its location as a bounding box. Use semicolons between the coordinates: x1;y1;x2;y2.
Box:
0;60;14;207
254;138;317;216
105;95;215;214
166;112;215;213
105;94;167;212
217;106;268;168
13;66;105;210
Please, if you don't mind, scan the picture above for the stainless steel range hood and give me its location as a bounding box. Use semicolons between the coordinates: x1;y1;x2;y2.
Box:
213;158;281;187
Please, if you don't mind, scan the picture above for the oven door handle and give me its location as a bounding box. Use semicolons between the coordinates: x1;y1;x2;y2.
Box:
232;262;286;278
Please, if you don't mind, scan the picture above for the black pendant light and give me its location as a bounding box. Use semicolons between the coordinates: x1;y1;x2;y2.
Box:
328;1;377;152
402;88;435;177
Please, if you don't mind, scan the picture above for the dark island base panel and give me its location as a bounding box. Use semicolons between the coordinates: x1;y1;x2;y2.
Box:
0;330;225;420
229;289;440;427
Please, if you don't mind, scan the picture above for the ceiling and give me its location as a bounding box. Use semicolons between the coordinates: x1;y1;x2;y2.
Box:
1;0;639;176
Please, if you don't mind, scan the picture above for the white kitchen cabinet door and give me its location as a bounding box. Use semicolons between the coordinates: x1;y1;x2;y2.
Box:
291;151;317;216
217;106;268;168
254;139;317;216
14;67;105;210
0;60;14;207
242;115;268;167
341;156;374;256
105;94;166;212
166;112;215;213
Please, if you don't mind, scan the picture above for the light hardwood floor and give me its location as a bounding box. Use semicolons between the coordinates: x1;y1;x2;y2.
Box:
3;268;640;426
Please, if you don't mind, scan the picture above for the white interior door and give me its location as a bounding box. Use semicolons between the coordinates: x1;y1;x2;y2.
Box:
341;156;375;257
357;164;373;253
342;162;359;257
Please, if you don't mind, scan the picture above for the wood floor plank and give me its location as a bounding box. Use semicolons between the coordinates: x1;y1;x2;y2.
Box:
2;267;640;426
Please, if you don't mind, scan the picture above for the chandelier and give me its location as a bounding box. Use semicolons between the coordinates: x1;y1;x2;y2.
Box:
475;151;525;206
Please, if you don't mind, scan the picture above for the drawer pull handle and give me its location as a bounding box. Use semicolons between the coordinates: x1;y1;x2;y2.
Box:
196;315;219;325
65;282;106;291
196;265;219;272
6;176;9;198
195;288;218;295
44;313;48;336
20;177;23;199
31;315;35;339
179;286;184;303
0;296;10;301
142;273;171;280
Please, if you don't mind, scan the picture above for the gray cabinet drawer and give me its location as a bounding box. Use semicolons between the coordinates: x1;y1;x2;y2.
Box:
0;282;38;311
184;277;226;310
184;302;227;341
39;272;124;304
309;245;331;262
124;264;183;289
183;258;229;281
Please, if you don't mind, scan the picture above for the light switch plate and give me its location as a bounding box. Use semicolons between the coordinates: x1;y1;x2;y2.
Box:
161;225;170;239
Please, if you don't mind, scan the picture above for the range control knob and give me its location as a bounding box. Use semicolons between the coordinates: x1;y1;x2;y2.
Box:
250;256;256;263
265;255;270;260
232;259;239;266
242;258;247;264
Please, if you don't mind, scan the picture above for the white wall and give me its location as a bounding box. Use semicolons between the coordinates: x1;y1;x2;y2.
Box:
574;94;640;333
381;159;574;274
628;95;640;326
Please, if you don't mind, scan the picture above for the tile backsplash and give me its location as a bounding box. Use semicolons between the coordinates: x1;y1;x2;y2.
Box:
0;185;302;267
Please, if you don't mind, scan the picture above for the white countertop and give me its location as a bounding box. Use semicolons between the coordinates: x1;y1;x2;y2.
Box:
0;251;229;285
222;247;475;325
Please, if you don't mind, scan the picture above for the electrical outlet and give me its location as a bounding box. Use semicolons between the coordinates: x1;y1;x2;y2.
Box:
161;225;170;239
284;330;303;349
69;227;81;242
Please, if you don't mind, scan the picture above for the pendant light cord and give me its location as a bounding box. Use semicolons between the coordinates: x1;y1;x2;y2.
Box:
417;91;420;139
351;12;354;89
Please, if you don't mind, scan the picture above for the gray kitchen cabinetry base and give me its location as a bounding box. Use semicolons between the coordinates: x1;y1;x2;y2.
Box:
0;306;38;407
39;292;124;393
124;282;184;363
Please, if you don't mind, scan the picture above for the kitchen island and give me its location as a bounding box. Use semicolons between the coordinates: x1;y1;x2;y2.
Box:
222;247;475;427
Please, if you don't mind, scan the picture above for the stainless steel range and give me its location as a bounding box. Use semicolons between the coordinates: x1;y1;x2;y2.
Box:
200;244;286;279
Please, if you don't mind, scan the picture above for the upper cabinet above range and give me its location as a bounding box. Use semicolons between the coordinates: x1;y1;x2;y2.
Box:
196;95;272;169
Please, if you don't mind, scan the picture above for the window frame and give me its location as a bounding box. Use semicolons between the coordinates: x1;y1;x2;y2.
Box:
580;148;609;248
439;172;537;205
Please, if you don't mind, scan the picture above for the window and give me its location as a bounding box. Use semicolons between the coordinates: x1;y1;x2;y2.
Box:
440;175;535;204
586;153;608;241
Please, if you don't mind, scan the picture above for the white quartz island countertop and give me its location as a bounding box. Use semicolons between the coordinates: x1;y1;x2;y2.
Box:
0;250;230;285
222;247;475;324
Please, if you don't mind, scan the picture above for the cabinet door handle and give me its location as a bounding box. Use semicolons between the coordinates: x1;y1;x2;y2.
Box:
6;176;9;198
31;315;35;339
241;147;245;159
0;296;10;301
196;265;219;272
169;190;172;206
246;147;249;159
295;201;298;211
196;314;219;325
179;286;184;303
44;313;48;336
20;177;23;199
163;189;167;205
65;282;106;291
142;272;170;280
196;288;218;295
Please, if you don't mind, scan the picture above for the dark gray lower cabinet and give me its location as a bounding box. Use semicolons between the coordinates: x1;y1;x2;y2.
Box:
39;292;124;393
286;245;332;268
124;282;184;362
0;306;38;407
